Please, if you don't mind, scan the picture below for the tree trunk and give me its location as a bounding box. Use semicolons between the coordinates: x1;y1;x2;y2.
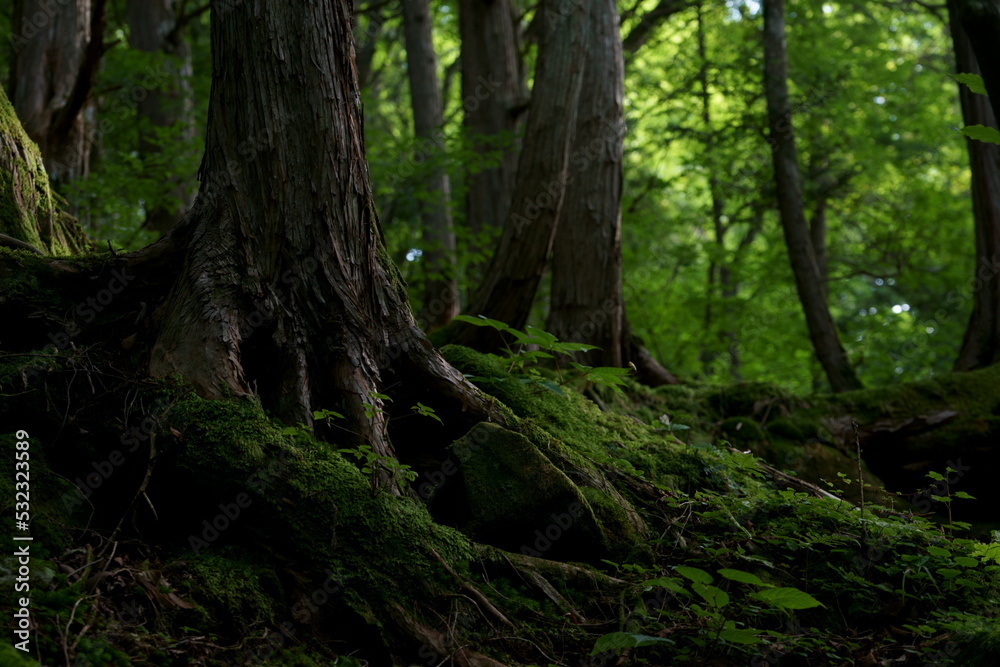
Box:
402;0;460;331
762;0;862;392
950;0;1000;371
546;0;625;368
0;87;91;255
127;0;197;235
9;0;105;189
453;0;588;349
149;0;491;478
953;0;1000;123
458;0;525;280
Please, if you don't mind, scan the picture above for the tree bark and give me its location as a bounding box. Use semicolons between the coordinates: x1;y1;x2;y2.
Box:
458;0;525;280
546;0;625;368
150;0;492;477
950;0;1000;371
953;0;1000;123
126;0;197;235
762;0;862;392
453;0;588;349
9;0;105;189
0;87;91;255
402;0;460;331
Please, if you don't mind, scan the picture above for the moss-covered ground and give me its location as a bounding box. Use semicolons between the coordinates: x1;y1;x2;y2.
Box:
1;336;998;665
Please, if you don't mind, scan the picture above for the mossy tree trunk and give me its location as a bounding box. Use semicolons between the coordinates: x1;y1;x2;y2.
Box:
148;0;493;475
0;87;91;255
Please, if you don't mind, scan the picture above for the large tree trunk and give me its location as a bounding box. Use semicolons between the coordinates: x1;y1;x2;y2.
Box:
545;0;676;387
546;0;625;368
9;0;105;190
950;0;1000;371
453;0;588;349
149;0;490;477
458;0;525;280
127;0;197;235
761;0;862;392
0;87;91;255
402;0;460;331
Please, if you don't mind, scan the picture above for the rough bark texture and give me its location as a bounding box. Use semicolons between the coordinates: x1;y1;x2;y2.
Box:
127;0;197;234
546;0;625;368
458;0;525;272
10;0;105;188
762;0;861;392
454;0;588;349
950;0;1000;371
150;0;490;468
0;87;91;255
402;0;460;330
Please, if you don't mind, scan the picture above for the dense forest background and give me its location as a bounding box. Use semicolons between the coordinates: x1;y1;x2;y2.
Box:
2;0;1000;665
3;0;995;391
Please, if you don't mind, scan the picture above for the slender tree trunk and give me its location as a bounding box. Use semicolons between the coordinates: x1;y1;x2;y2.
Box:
453;0;588;349
950;0;1000;371
694;4;738;379
762;0;861;392
810;196;829;303
9;0;105;189
127;0;197;234
458;0;525;280
402;0;460;330
150;0;491;480
953;0;1000;122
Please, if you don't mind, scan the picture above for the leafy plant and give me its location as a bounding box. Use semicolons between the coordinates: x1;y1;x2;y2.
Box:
453;315;634;393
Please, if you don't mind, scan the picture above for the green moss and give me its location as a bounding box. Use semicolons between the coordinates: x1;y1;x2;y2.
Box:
719;416;766;448
441;345;759;497
0;87;89;255
178;551;280;630
450;422;609;559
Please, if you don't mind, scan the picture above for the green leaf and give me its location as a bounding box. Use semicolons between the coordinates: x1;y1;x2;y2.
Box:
411;402;443;423
953;491;976;500
954;556;979;568
524;325;558;346
538;380;565;395
674;566;713;584
719;628;762;645
925;471;945;481
962;125;1000;145
453;314;512;331
642;577;688;595
718;568;770;587
591;632;670;654
954;73;988;95
751;587;824;610
927;546;951;558
692;582;729;608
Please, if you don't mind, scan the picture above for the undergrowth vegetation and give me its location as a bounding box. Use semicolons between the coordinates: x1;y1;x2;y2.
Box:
1;327;998;665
